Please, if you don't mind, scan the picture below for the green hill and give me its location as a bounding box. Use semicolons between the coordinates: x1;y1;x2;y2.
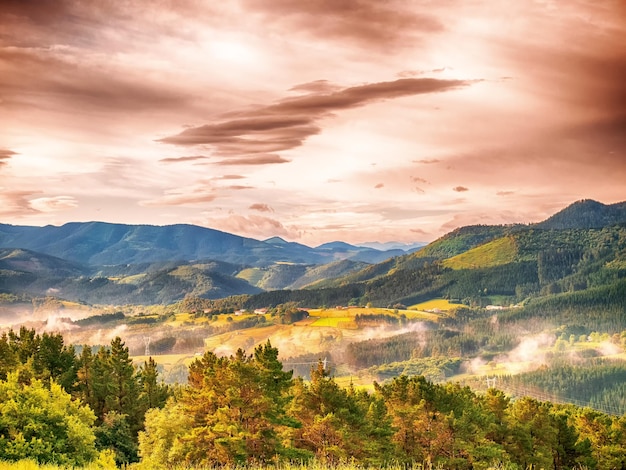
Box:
442;236;518;269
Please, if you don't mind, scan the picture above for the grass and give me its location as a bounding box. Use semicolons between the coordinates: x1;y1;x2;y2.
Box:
442;236;517;269
409;299;462;312
309;317;355;327
116;273;147;284
236;267;266;285
307;307;440;324
132;353;199;367
2;460;449;470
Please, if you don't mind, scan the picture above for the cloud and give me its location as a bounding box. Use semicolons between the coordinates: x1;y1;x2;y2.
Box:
0;149;17;166
496;191;515;196
0;190;41;216
453;186;469;192
241;0;443;51
374;183;384;189
140;186;217;207
202;214;292;239
414;158;440;164
0;44;190;115
159;156;209;163
215;154;291;165
217;175;246;180
160;78;468;163
289;80;341;94
410;228;429;236
249;203;274;213
29;196;78;212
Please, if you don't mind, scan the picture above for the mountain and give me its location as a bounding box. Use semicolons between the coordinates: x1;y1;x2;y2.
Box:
237;259;369;291
0;221;411;268
0;248;88;277
536;199;626;230
242;198;626;309
315;241;408;264
0;252;263;305
357;241;426;252
3;198;624;307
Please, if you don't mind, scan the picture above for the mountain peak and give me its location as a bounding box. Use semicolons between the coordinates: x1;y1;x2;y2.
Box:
264;236;289;245
537;199;626;230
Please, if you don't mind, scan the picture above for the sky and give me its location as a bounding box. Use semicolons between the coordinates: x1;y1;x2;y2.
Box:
1;0;625;246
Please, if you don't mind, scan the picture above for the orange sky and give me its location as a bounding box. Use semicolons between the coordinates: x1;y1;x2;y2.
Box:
1;0;625;245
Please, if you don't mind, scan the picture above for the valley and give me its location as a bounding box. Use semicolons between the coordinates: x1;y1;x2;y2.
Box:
2;199;626;468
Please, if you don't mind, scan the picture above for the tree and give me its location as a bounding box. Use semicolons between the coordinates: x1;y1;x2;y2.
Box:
178;342;298;466
0;373;99;466
138;399;193;469
138;357;169;411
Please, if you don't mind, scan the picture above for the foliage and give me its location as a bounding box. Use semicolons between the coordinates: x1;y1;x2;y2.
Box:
0;373;98;466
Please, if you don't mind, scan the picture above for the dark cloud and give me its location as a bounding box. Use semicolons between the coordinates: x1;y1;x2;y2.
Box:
161;78;468;162
289;80;340;94
410;176;428;184
0;46;190;114
497;191;515;196
159;156;209;163
374;183;384;189
0;149;17;166
410;228;429;236
453;186;469;192
241;0;443;50
249;203;274;213
227;185;253;190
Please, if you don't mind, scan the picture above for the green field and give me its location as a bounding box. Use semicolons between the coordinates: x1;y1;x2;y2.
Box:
442;236;517;269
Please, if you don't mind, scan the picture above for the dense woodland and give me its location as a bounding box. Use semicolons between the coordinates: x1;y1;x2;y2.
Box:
2;333;626;469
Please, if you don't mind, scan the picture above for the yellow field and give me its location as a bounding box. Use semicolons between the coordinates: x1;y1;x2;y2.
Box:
310;317;356;328
409;299;462;312
307;307;440;323
132;353;198;367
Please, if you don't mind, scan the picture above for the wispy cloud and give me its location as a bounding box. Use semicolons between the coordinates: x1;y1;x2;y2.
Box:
29;196;78;212
241;0;443;51
0;190;41;217
159;156;209;163
160;78;468;163
249;203;274;212
0;149;17;167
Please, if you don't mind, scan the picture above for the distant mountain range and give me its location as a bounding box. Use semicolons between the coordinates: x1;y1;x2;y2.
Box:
0;222;414;267
0;221;421;305
1;199;624;306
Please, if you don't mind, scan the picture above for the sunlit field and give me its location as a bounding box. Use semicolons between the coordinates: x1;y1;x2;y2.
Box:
408;299;462;312
308;307;440;322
